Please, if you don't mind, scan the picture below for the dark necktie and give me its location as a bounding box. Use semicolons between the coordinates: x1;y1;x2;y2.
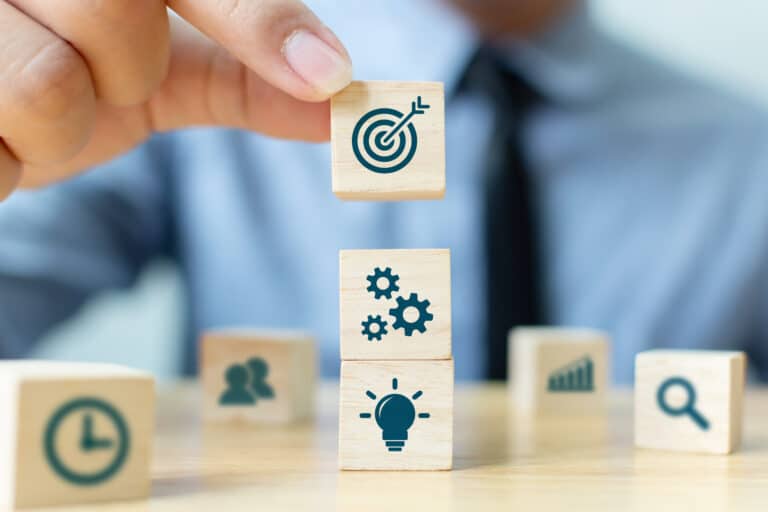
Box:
461;47;545;379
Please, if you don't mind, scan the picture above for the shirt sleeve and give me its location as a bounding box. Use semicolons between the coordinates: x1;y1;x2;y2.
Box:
0;135;175;357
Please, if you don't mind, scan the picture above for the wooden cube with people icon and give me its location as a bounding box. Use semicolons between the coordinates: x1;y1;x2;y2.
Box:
509;328;610;415
634;350;746;454
201;330;317;424
0;361;154;509
331;81;446;200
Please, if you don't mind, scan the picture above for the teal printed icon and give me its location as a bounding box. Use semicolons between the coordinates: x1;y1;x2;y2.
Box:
547;356;595;393
657;376;710;430
389;293;433;337
352;96;431;174
44;397;129;486
361;314;388;341
361;267;433;341
366;267;400;299
219;357;275;406
359;378;431;452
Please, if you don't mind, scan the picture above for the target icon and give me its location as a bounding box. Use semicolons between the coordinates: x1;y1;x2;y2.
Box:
352;96;431;174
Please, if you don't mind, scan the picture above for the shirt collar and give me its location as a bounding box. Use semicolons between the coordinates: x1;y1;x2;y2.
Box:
323;0;609;106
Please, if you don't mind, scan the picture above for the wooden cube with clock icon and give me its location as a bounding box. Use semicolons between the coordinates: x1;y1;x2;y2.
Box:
0;361;155;509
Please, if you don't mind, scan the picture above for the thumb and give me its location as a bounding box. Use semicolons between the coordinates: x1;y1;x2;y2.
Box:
168;0;353;102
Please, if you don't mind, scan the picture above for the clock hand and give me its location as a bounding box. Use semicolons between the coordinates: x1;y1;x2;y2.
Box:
80;413;114;451
80;413;94;451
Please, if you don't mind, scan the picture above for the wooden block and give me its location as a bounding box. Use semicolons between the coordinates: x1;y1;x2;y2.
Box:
339;359;453;470
201;329;316;425
634;349;746;454
509;328;609;415
0;361;154;509
331;81;445;200
340;249;451;360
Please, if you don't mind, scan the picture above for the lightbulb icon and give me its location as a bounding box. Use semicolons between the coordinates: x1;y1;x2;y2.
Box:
359;378;430;452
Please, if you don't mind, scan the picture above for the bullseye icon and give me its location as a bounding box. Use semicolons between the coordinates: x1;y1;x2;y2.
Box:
352;96;431;174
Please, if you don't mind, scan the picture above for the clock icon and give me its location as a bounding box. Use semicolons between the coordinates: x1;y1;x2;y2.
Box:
44;397;130;486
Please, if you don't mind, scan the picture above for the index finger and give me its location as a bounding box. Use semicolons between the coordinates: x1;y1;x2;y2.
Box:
168;0;353;102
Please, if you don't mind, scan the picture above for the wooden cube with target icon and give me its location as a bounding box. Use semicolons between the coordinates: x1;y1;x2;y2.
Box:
339;249;452;361
0;361;154;509
200;329;317;425
331;81;445;200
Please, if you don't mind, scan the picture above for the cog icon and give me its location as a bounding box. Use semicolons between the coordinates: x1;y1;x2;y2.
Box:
388;293;434;337
366;267;400;300
361;315;388;342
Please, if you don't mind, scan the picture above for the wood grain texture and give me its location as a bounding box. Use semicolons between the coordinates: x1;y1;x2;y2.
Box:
331;81;445;200
509;328;609;415
635;349;746;454
339;249;451;360
0;361;154;509
339;360;453;470
200;330;316;425
28;382;768;512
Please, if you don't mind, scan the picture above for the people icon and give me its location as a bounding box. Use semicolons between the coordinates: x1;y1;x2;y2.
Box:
219;364;256;405
247;357;275;399
218;357;275;407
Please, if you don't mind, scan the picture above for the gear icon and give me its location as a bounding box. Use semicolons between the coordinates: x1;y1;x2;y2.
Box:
366;267;400;300
361;315;388;341
388;293;434;336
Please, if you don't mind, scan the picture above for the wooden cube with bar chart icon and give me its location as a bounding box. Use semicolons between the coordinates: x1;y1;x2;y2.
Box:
331;81;445;200
201;329;316;425
339;359;453;470
509;328;609;415
0;361;154;509
339;249;451;361
634;349;746;454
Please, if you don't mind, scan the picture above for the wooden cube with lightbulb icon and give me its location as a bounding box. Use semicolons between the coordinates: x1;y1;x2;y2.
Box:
339;248;452;361
0;361;154;509
339;359;453;470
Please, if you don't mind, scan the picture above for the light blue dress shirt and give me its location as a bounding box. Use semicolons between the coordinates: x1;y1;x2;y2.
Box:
2;1;768;382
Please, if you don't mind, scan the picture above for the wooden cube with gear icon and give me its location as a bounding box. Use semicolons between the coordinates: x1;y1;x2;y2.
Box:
201;329;317;425
339;359;453;470
339;249;452;361
331;81;445;200
0;361;154;509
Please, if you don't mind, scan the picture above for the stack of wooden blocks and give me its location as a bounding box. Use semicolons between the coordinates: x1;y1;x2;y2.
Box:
332;81;453;470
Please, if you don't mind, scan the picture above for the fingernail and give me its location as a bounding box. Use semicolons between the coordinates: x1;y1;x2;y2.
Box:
283;30;352;97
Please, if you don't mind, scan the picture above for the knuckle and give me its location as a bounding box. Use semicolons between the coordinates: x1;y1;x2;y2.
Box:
9;40;92;122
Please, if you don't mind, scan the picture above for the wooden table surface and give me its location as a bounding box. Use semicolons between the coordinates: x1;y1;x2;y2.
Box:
33;383;768;512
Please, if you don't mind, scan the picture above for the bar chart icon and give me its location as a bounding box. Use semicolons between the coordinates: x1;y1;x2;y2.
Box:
547;356;594;393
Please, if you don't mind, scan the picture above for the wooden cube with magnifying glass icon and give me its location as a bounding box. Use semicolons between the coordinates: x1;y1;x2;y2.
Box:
634;349;746;454
338;359;453;470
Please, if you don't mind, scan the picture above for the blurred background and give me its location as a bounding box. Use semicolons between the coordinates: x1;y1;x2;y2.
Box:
29;0;768;380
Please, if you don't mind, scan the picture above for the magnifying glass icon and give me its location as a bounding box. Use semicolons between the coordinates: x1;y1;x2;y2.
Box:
656;377;710;431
